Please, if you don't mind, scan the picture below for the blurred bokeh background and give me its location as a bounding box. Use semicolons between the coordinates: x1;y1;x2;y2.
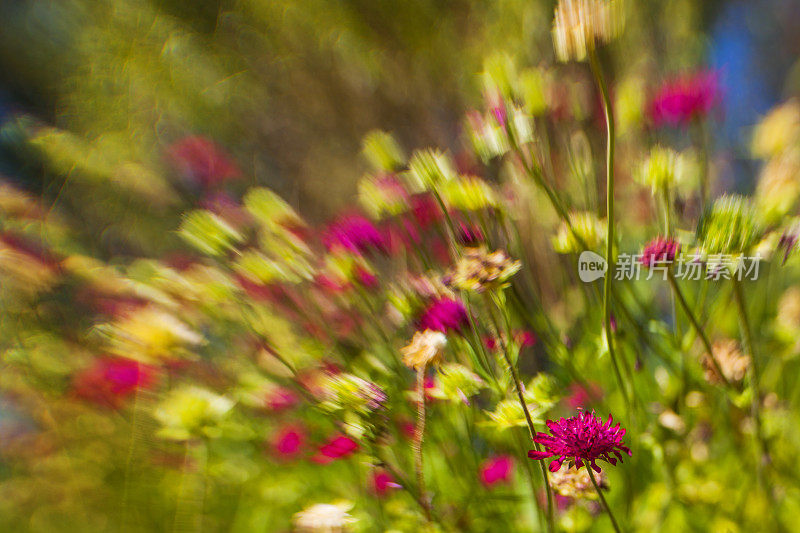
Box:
2;0;800;531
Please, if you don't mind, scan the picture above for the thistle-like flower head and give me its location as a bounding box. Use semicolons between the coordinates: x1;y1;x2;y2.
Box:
640;237;680;267
528;410;631;473
445;247;521;292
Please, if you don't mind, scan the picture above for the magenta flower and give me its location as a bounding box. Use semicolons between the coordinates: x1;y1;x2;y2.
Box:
371;470;401;496
272;425;306;459
323;214;387;254
417;297;469;334
640;237;680;267
73;357;158;408
480;455;514;488
528;411;631;473
313;434;359;463
649;70;719;127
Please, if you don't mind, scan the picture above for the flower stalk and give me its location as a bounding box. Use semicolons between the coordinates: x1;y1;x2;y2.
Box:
586;465;622;533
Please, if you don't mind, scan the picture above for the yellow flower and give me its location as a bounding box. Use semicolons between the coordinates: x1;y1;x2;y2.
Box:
401;329;447;371
552;0;622;62
751;99;800;159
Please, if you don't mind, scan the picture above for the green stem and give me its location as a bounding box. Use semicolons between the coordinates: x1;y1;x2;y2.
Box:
483;294;555;533
589;48;630;414
667;272;732;389
731;279;768;484
413;368;432;522
586;466;623;533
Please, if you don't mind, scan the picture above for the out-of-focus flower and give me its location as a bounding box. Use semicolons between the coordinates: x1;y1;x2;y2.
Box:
550;463;604;499
72;357;158;408
552;0;622;62
702;340;751;385
265;386;300;412
167;136;240;188
362;130;405;172
649;71;719;127
271;424;306;459
320;373;387;415
485;330;537;351
179;209;242;257
323;214;387;255
552;212;606;254
638;146;697;193
358;173;410;219
445;247;521;292
697;195;760;255
98;305;203;362
407;149;457;189
313;434;359;464
441;176;498;211
155;386;234;440
658;409;686;434
480;455;515;488
0;233;59;292
371;470;401;496
751;99;800;159
565;382;603;409
427;363;485;404
293;502;357;532
456;222;484;247
417;297;468;334
409;193;442;229
615;76;645;134
640;237;680;267
528;411;631;473
401;329;447;371
243;187;306;232
755;152;800;226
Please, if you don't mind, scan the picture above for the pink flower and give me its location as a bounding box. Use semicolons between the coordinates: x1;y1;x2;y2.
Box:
265;386;300;412
480;455;514;487
417;297;469;334
72;357;158;408
640;237;680;267
528;411;632;473
456;222;484;247
649;71;719;127
354;266;379;290
323;214;387;254
167;136;240;187
313;435;359;463
409;193;441;229
271;425;306;459
371;470;401;496
565;383;603;410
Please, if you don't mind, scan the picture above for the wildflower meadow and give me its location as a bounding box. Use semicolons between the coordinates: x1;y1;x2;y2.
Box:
1;0;800;531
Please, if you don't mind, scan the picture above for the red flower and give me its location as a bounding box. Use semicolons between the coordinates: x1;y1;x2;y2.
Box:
271;425;306;459
313;435;359;463
72;357;158;408
167;136;240;187
565;382;603;410
480;455;514;488
371;470;401;496
528;411;632;473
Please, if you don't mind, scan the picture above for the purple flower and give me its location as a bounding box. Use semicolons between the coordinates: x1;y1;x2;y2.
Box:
639;237;680;267
323;214;387;254
528;411;631;473
649;70;719;127
417;297;469;334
